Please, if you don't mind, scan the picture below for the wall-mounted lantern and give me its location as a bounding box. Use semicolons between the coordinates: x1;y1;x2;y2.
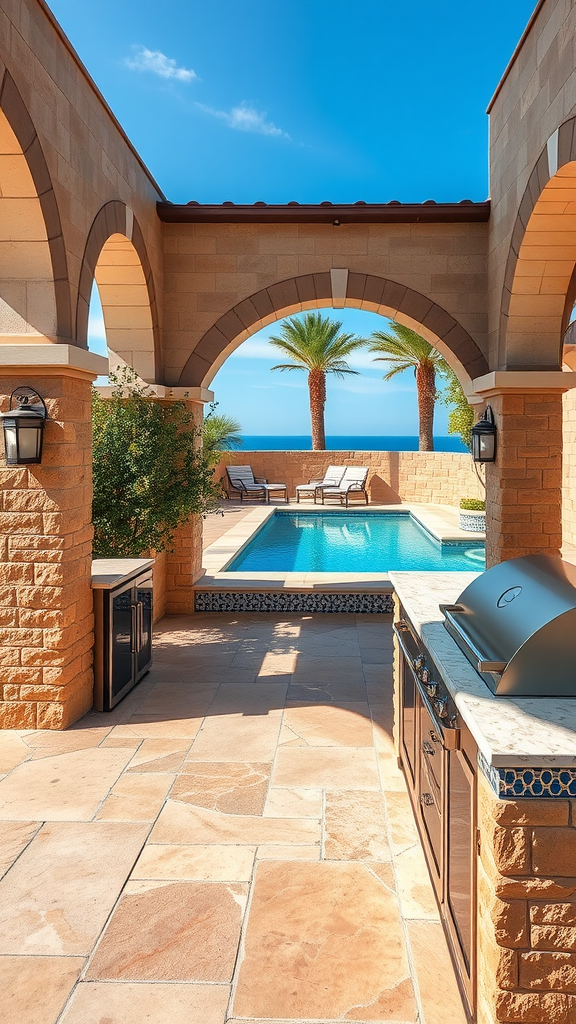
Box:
1;387;47;465
471;405;497;463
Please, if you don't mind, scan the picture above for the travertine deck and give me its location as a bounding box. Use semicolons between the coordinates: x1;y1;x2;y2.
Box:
0;613;466;1024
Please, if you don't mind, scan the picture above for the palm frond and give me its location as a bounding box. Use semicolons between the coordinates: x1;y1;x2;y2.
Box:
269;312;366;374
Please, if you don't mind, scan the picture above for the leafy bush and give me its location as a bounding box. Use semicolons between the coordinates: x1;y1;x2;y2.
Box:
92;368;219;557
459;498;486;512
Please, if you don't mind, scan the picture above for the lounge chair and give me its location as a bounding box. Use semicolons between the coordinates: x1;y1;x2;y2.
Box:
295;465;346;504
320;467;369;506
225;465;288;503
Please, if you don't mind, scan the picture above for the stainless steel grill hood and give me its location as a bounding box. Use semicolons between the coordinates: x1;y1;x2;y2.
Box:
439;554;576;696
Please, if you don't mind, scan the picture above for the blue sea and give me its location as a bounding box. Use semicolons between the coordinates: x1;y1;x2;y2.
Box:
239;435;468;452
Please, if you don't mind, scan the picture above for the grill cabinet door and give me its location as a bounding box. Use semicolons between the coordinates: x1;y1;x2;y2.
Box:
418;696;443;893
445;744;476;1017
401;651;417;785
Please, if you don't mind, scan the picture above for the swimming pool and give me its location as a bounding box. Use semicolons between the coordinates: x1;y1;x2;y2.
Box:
226;512;485;573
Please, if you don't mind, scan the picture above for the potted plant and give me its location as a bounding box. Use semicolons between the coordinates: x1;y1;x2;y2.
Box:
459;498;486;532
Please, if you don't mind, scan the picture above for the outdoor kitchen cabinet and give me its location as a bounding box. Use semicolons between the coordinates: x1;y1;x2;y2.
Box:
92;559;154;712
394;613;477;1020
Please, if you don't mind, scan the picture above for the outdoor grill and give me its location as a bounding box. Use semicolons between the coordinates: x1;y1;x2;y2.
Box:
440;554;576;697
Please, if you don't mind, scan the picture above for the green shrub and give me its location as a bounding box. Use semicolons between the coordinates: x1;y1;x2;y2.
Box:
459;498;486;512
92;368;220;557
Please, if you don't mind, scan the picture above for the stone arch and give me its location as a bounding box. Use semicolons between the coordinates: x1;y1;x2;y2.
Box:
0;70;70;340
76;201;160;382
178;272;488;389
500;114;576;369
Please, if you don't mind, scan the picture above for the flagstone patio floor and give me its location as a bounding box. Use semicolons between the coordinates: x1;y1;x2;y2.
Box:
0;611;467;1024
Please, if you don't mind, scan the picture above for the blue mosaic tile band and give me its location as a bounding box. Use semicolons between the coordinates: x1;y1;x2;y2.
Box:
194;590;394;614
478;750;576;799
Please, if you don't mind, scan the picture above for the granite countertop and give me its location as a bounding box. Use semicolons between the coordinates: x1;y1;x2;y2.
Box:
91;558;154;589
389;571;576;769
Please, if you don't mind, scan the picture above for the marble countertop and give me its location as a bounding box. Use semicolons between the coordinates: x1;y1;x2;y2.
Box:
389;571;576;768
91;558;154;589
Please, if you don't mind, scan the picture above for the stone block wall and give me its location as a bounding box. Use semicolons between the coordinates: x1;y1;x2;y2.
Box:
485;391;563;567
477;772;576;1024
563;388;576;548
0;374;94;729
214;449;484;508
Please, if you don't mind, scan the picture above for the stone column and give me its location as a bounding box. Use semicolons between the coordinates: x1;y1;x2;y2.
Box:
477;771;576;1024
0;345;107;730
152;387;213;616
471;372;576;568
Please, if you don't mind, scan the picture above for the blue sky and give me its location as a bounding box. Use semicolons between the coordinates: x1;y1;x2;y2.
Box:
55;0;537;435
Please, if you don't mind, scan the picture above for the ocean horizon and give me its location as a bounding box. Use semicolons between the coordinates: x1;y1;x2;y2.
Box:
239;435;469;452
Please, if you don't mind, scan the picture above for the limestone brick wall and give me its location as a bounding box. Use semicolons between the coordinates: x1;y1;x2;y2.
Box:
0;0;164;344
485;392;562;567
214;450;484;507
563;388;576;547
488;0;576;366
0;374;94;729
477;772;576;1024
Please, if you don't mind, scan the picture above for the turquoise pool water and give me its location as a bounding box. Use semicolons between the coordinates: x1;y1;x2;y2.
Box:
226;512;485;573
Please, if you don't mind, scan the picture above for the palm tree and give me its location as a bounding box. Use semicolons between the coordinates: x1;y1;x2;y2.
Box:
203;403;242;466
368;323;448;451
269;312;365;449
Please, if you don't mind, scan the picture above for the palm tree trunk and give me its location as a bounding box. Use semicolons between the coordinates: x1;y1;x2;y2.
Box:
308;369;326;450
416;362;436;451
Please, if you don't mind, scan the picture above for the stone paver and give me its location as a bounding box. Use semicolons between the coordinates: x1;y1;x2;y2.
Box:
0;612;466;1024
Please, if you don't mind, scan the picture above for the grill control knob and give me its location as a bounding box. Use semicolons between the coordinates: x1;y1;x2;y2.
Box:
420;668;430;683
413;654;425;671
425;682;438;697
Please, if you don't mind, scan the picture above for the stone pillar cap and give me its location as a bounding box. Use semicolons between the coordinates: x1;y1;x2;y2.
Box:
0;343;108;381
471;370;576;397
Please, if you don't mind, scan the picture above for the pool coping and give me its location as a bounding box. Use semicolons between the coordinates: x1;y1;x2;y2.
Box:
196;502;486;594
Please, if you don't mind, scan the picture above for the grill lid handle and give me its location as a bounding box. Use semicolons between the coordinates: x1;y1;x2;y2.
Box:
439;603;507;673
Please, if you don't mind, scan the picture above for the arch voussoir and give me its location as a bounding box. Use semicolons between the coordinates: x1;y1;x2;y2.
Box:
178;272;488;388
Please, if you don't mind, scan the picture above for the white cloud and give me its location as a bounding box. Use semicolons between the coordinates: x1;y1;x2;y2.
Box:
196;101;289;139
126;47;197;83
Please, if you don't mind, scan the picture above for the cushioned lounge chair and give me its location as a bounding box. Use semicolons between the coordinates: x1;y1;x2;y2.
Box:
320;467;369;506
295;465;346;504
225;465;288;503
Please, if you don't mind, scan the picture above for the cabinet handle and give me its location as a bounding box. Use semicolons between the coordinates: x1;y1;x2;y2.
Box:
421;792;434;807
137;601;144;653
422;740;435;756
130;603;137;652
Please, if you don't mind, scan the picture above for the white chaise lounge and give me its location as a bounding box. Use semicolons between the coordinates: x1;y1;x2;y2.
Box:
295;465;346;504
320;467;369;506
226;465;288;503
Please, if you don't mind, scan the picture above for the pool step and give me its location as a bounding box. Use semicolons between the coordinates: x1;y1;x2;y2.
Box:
194;590;394;614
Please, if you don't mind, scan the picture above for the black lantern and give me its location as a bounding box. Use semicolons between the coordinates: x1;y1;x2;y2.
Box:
471;404;497;463
1;387;47;465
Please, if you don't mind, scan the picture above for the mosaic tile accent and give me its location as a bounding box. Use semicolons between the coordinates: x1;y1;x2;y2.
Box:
194;591;394;614
478;750;576;799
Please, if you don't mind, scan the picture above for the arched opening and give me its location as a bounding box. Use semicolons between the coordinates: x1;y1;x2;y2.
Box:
498;120;576;560
77;203;160;382
502;160;576;368
209;305;470;452
0;73;68;341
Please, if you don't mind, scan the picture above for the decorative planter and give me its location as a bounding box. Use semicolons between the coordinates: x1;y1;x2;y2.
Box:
459;511;486;533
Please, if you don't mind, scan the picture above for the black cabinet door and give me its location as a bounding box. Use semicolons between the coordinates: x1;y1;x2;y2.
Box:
135;577;153;679
111;587;135;701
